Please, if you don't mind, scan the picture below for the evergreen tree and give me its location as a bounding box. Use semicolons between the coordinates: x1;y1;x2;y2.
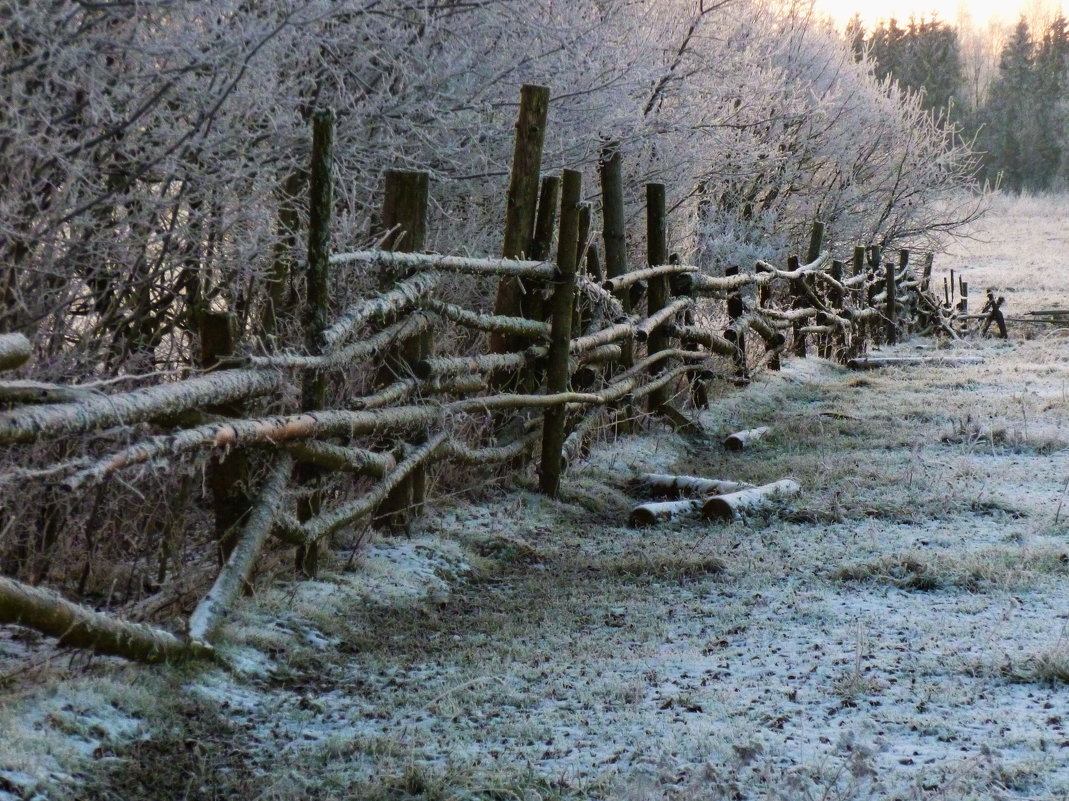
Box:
1034;14;1069;185
863;16;963;120
980;19;1037;190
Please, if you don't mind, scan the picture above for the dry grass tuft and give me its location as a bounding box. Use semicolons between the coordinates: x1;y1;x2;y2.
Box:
470;534;542;566
834;545;1069;592
985;643;1069;686
602;550;727;581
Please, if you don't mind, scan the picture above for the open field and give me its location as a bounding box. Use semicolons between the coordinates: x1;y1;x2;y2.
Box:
4;193;1069;800
945;192;1069;317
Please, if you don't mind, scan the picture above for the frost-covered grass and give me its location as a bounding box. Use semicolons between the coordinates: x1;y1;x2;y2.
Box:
945;190;1069;317
6;198;1069;799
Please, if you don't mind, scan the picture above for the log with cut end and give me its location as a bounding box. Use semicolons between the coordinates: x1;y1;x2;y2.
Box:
629;499;703;527
724;426;769;451
846;355;984;370
702;479;801;521
187;454;293;644
0;334;31;372
637;473;754;498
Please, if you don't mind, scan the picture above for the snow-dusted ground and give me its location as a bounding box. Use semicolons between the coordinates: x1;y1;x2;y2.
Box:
5;194;1069;800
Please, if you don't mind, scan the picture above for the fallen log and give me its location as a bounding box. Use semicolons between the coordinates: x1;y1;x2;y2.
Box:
667;325;738;357
569;321;635;354
248;314;430;369
0;334;32;372
415;347;546;380
284;440;397;477
0;368;286;445
724;426;769;451
602;263;697;293
0;575;209;663
0;380;102;405
187;454;293;644
329;249;557;280
702;479;801;521
629;498;703;527
635;297;693;342
846;355;984;370
297;431;450;544
637;473;754;498
321;272;441;349
423;298;550;340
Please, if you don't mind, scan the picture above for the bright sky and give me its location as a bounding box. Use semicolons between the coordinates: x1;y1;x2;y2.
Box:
811;0;1064;29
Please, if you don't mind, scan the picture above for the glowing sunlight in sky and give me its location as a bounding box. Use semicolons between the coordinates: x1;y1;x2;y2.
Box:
809;0;1064;29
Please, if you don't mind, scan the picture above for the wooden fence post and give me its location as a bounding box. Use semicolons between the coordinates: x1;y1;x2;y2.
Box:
645;183;670;411
847;245;867;358
599;141;634;369
959;280;969;314
374;170;430;528
852;246;865;277
867;245;882;346
806;221;825;264
295;107;334;577
828;259;845;361
788;255;807;358
885;249;900;344
539;169;581;497
531;175;560;262
491;84;550;355
725;265;746;380
898;249;913;336
200;311;251;561
757;267;780;370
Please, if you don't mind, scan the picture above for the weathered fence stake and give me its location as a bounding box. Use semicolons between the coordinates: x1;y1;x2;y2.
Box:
884;249;901;344
295;107;334;577
374;170;431;528
645;183;671;411
200;311;251;561
725;265;747;380
599;141;635;371
491;84;550;354
788;255;807;357
539;169;582;497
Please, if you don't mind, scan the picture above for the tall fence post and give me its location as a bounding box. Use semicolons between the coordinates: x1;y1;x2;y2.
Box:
828;259;845;361
295;107;334;577
806;221;825;264
645;183;670;412
491;84;550;357
374;170;430;528
725;265;746;380
539;169;581;497
757;267;780;370
885;249;899;344
531;175;560;263
200;311;251;561
867;245;882;346
788;255;807;358
599;141;634;369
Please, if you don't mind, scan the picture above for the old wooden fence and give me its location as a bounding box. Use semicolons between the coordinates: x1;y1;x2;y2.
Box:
0;85;959;663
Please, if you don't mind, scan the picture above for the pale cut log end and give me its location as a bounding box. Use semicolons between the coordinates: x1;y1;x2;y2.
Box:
702;497;735;521
0;333;32;373
723;426;769;451
629;507;659;527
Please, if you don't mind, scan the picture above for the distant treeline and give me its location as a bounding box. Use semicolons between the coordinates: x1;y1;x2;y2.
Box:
848;14;1069;192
